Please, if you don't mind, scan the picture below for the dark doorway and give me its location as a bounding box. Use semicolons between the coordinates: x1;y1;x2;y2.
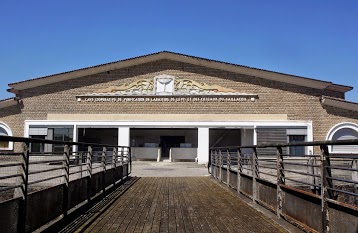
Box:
209;129;241;147
78;128;118;151
160;136;185;158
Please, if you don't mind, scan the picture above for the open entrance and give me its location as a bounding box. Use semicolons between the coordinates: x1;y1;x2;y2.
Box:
160;136;185;158
130;128;198;161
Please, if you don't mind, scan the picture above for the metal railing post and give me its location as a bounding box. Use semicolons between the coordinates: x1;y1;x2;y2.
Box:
18;142;30;233
352;159;358;204
112;147;117;187
102;146;107;192
62;144;70;217
320;145;333;233
79;152;83;178
87;146;93;178
128;147;132;175
209;150;213;175
87;146;93;201
208;150;211;175
219;150;223;182
277;146;284;218
308;150;319;194
120;147;124;166
237;148;242;194
102;146;107;172
252;148;258;202
112;147;117;169
227;149;230;186
213;150;217;179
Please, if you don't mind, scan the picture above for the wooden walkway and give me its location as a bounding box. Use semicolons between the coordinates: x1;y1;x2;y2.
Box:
77;177;288;233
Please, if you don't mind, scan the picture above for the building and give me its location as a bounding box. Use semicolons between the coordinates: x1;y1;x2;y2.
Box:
0;51;357;164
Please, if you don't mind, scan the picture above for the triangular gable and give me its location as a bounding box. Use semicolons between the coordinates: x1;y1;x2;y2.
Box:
8;51;352;93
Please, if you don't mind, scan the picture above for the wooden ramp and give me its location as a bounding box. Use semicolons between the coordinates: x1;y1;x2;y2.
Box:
77;177;288;233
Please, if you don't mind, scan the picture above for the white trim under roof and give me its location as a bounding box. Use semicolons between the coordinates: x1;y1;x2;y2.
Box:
24;119;312;134
9;51;352;93
46;113;288;122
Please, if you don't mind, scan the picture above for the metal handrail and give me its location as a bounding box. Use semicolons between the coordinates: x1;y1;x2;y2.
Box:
282;168;321;178
0;135;132;233
29;159;65;165
28;167;64;175
0;173;22;180
210;138;358;150
210;138;358;233
28;175;65;186
0;185;22;193
0;162;23;168
0;135;127;149
283;177;321;188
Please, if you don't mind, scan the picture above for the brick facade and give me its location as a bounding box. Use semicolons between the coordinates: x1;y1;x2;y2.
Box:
1;59;357;150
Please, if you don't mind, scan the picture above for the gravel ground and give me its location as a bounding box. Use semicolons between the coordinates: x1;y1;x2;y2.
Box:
130;161;210;177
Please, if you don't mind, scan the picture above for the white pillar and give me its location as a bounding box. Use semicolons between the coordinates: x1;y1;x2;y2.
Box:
197;127;209;165
72;125;78;153
118;127;130;147
241;128;254;155
253;126;257;145
306;122;314;154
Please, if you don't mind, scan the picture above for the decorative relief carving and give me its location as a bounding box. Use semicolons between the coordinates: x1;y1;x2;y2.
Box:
95;79;153;95
174;79;238;95
155;75;174;95
86;74;256;98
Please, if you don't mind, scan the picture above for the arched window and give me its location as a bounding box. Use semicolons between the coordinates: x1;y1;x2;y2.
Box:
326;122;358;153
0;122;13;150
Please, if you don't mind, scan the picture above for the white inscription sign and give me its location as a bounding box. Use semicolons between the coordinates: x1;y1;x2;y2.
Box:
79;96;254;103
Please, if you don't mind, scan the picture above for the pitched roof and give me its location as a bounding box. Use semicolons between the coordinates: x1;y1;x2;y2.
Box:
7;51;353;93
0;98;18;109
320;96;358;112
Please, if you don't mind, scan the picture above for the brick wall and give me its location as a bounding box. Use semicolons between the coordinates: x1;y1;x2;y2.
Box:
1;59;357;150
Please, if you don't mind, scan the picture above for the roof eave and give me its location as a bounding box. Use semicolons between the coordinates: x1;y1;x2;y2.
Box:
325;84;353;93
321;96;358;112
0;98;18;109
9;52;167;91
7;88;18;94
163;52;333;90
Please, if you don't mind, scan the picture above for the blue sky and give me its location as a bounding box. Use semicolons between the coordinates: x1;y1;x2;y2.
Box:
1;1;357;101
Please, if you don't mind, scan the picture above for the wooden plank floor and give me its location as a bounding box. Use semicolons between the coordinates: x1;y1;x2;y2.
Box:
79;177;288;233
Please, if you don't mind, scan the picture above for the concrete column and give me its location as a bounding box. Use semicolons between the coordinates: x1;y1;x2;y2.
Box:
253;126;257;145
241;128;254;146
72;125;78;153
241;128;254;155
307;122;314;154
197;127;209;164
118;127;130;147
